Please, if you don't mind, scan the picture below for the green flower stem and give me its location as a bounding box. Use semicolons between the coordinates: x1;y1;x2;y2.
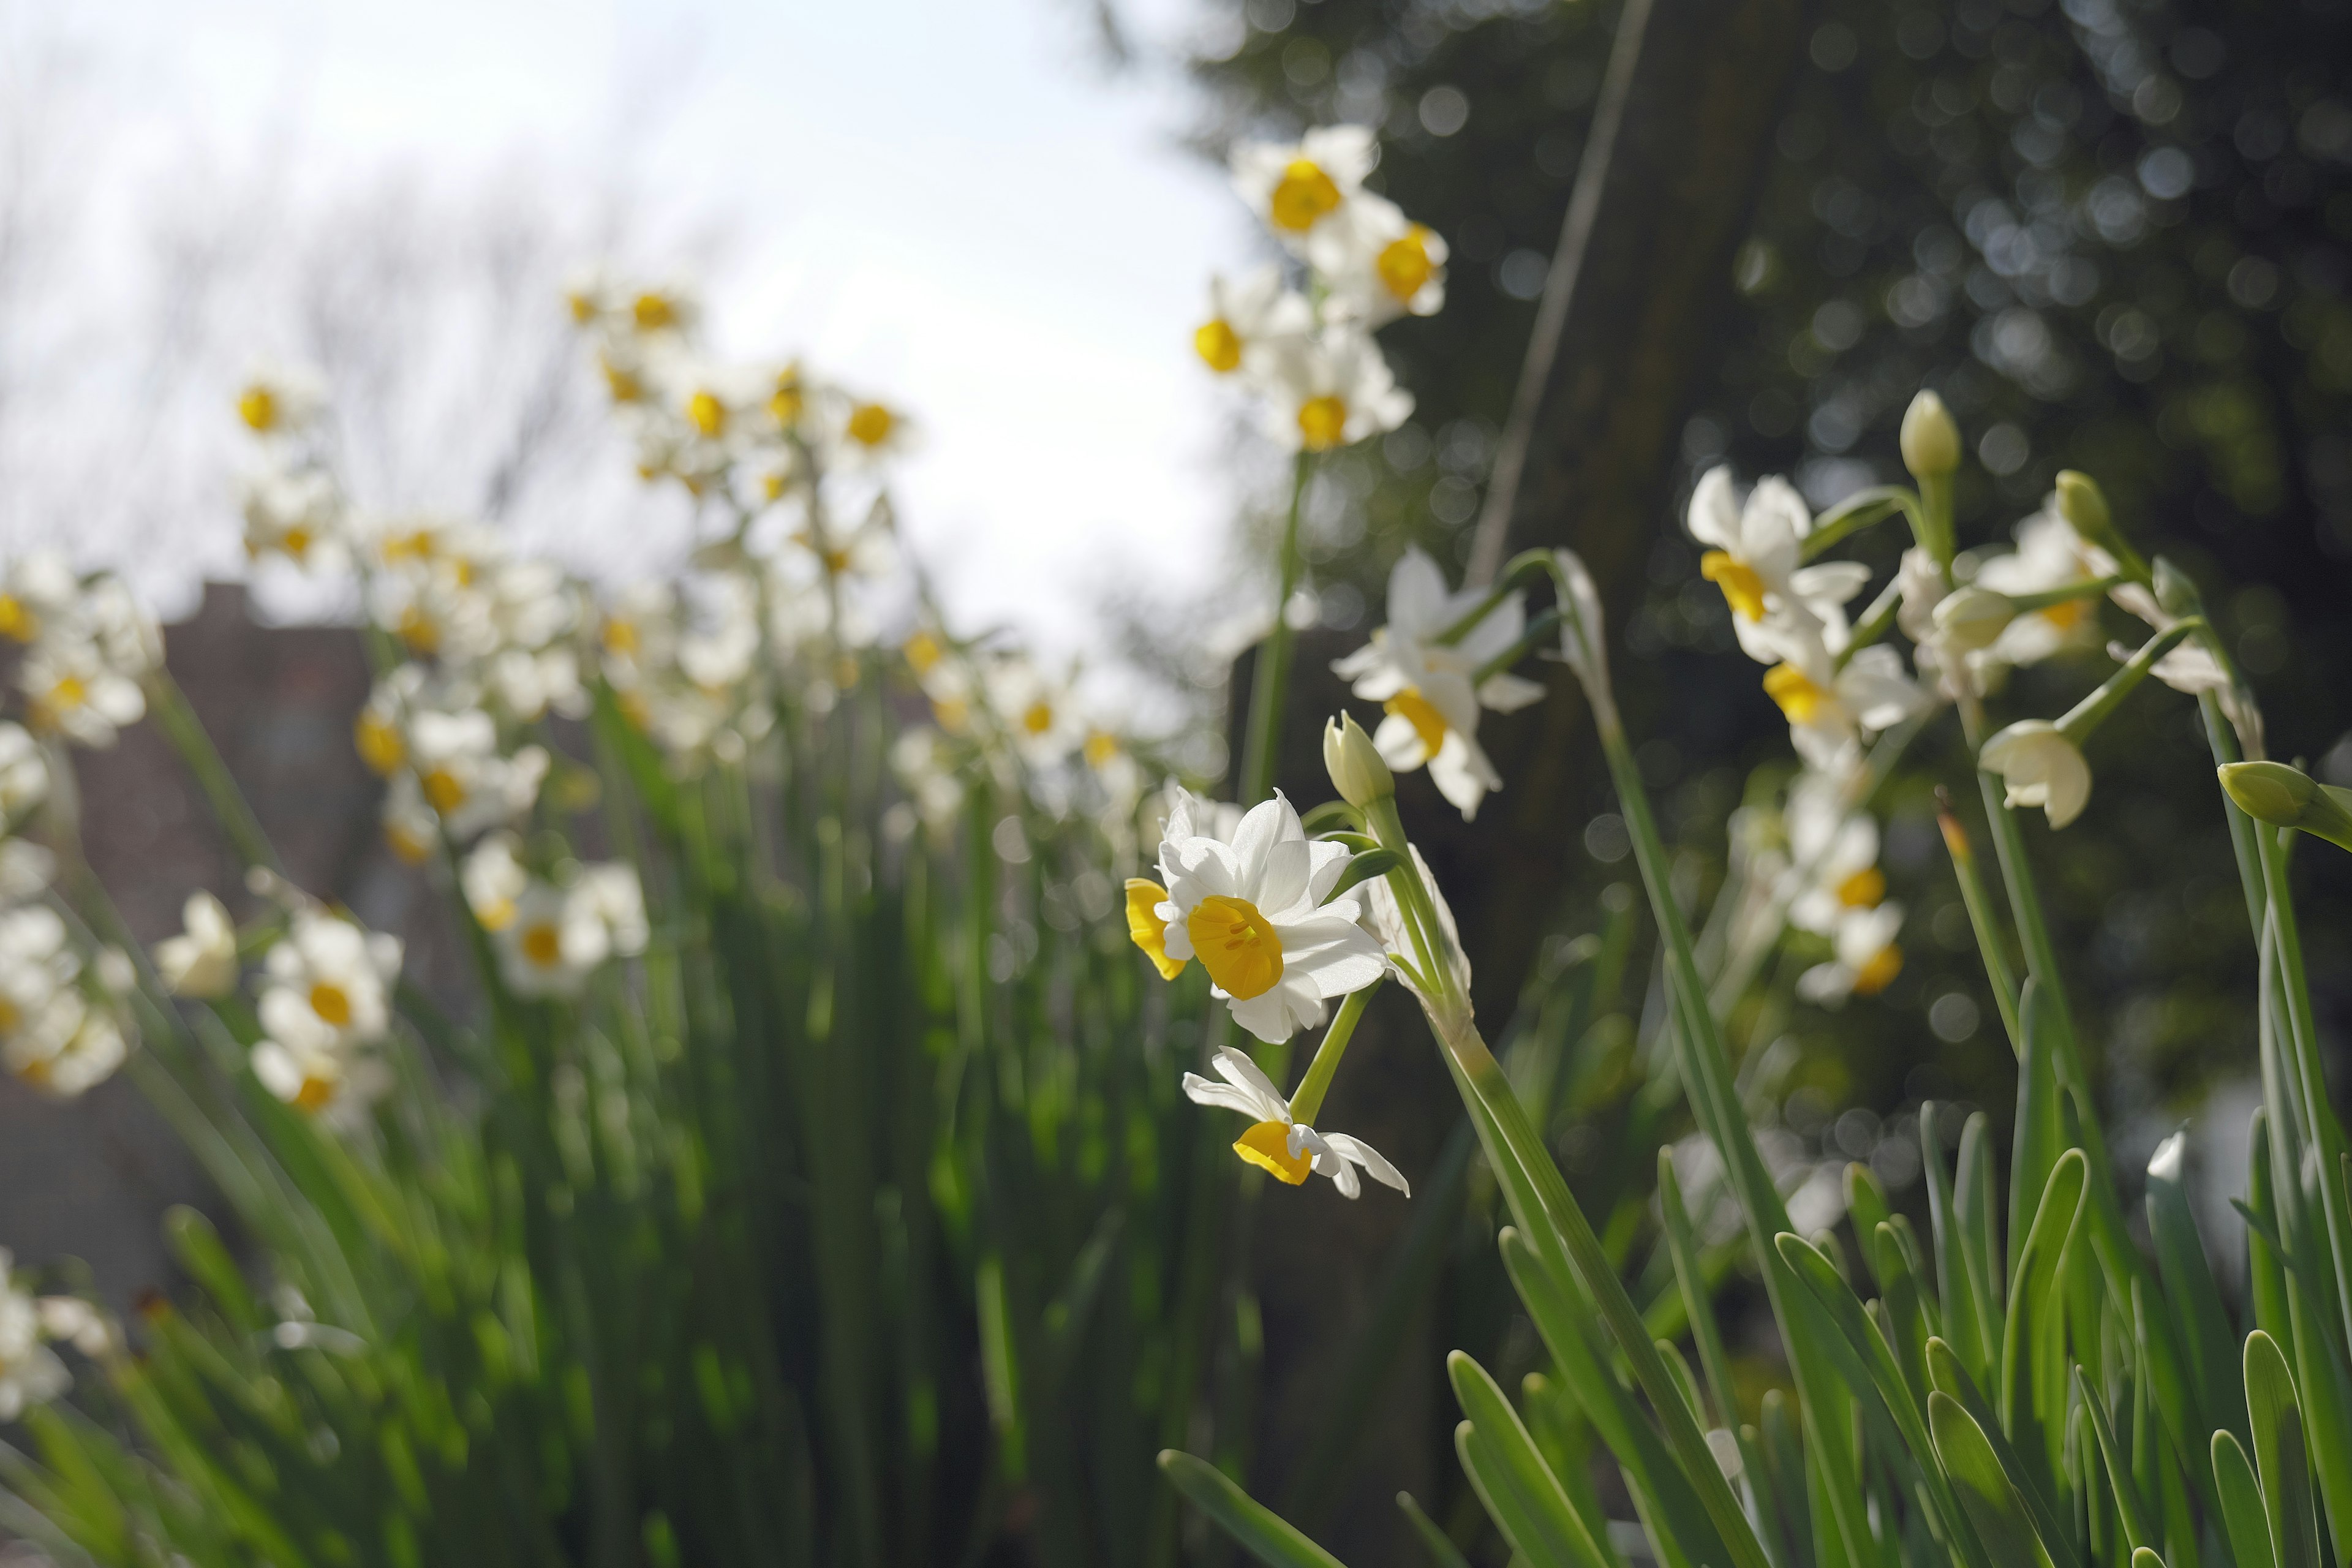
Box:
1798;486;1918;563
1938;794;2023;1052
1831;575;1907;672
145;668;284;875
1236;453;1314;805
1914;472;1956;568
1284;980;1381;1127
2052;619;2200;745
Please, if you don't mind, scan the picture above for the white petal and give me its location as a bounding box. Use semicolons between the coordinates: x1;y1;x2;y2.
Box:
1322;1133;1410;1196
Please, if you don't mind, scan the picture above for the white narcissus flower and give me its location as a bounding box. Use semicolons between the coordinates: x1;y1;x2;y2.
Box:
239;468;347;572
1685;469;1869;666
1970;507;2114;671
1333;547;1544;821
987;658;1084;771
21;635;146;748
406;708;549;842
1194;266;1314;376
1797;903;1907;1007
1316;194;1448;326
0;553;80;647
156;892;239;999
12;1009;130;1099
1229;125;1379;254
492;865;648;1000
0;723;46;820
1979;720;2092;829
234;364;326;437
1760;639;1932;772
1256;329;1413;453
1182;1046;1409;1198
1124;789;1385;1044
252;1025;391;1129
461;833;530;931
259;912;402;1050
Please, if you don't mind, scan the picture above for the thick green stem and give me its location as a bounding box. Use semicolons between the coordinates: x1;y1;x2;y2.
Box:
1285;981;1379;1127
1236;454;1313;805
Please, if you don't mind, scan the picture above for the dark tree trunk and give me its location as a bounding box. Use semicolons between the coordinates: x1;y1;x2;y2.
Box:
1238;2;1816;1561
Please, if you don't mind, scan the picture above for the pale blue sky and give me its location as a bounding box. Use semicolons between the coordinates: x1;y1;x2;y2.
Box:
12;0;1254;656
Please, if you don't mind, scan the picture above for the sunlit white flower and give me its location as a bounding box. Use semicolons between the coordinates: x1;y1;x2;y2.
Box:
1796;902;1906;1006
1257;328;1413;453
1686;469;1867;665
1126;789;1386;1044
1317;194;1447;326
1182;1045;1409;1197
1194;266;1314;375
1970;507;2114;671
460;833;529;931
259;911;402;1050
1333;547;1544;821
1229;125;1379;254
0;724;47;821
1979;719;2091;829
156;892;239;999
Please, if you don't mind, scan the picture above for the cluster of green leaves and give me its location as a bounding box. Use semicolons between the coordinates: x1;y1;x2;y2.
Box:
0;658;1224;1568
1169;521;2351;1567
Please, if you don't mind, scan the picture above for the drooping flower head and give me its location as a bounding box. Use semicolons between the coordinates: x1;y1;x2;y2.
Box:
1181;1046;1409;1197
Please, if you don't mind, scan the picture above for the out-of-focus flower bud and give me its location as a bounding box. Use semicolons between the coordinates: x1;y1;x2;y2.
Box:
1930;585;2014;653
2054;469;2144;582
2218;761;2352;853
1323;714;1393;809
1899;391;1961;480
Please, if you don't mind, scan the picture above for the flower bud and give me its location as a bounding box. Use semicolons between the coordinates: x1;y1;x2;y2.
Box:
2218;761;2352;853
1323;714;1393;809
1929;584;2014;654
1899;391;1961;480
2054;470;2109;541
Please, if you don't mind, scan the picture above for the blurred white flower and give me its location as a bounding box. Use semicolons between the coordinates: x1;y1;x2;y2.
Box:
239;468;347;572
406;708;548;841
1686;469;1866;666
259;911;402;1050
1194;266;1314;375
1783;776;1885;937
1333;546;1544;821
0;1256;69;1420
1229;125;1379;254
491;865;647;1000
234;364;326;438
1318;195;1447;326
1970;507;2114;671
1181;1045;1409;1198
1762;639;1931;771
21;635;146;748
252;1028;391;1129
1256;328;1412;453
156;892;239;999
0;725;47;821
1797;902;1906;1006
